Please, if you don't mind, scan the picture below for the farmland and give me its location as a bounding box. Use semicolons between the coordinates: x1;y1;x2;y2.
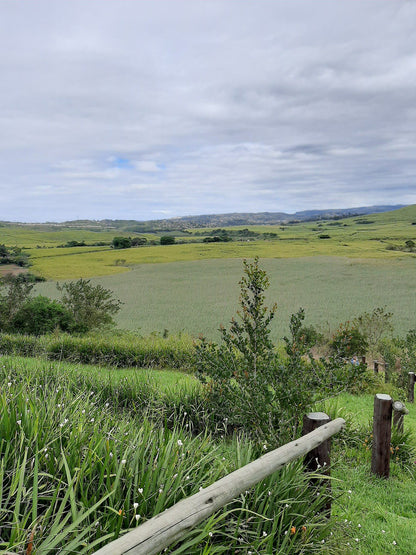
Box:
1;205;416;554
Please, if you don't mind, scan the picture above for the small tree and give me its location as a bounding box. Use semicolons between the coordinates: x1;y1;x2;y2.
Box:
196;257;279;442
112;237;132;249
57;279;122;333
160;236;175;245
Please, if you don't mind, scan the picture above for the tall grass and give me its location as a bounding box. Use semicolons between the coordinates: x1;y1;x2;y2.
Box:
0;359;339;554
0;330;195;369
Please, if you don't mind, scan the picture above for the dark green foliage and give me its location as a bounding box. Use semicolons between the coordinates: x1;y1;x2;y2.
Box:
330;323;368;358
0;244;29;266
57;278;122;332
112;236;132;249
160;235;176;245
11;296;75;335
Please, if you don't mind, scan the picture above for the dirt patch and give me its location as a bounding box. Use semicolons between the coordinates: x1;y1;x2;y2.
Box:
0;264;28;277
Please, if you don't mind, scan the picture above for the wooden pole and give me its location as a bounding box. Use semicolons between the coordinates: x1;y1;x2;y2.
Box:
408;372;415;403
93;418;345;555
302;412;332;514
371;394;392;478
374;360;379;374
302;412;331;471
384;362;390;383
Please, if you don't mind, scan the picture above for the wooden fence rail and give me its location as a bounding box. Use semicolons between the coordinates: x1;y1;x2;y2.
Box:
93;417;345;555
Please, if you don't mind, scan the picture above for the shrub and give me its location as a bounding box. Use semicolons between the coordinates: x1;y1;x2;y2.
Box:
160;235;176;245
112;236;132;249
11;296;75;335
330;323;368;359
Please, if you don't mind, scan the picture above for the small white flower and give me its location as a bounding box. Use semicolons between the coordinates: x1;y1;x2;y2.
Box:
382;529;386;533
133;502;139;509
268;491;271;496
135;514;140;521
82;409;85;414
199;487;203;491
321;540;325;544
45;453;49;459
159;488;163;493
358;524;361;528
393;541;397;545
173;473;178;478
186;476;190;480
262;531;267;537
355;538;359;542
121;459;126;465
17;420;21;425
7;382;12;387
208;532;213;537
177;439;183;447
105;403;109;408
109;452;113;458
183;412;187;416
348;489;352;494
138;488;143;494
90;418;94;422
263;445;267;450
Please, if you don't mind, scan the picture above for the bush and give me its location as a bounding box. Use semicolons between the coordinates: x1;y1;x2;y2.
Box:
160;235;175;245
330;323;368;359
112;236;132;249
11;296;75;335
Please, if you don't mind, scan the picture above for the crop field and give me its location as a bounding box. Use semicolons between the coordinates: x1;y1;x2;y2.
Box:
36;255;416;340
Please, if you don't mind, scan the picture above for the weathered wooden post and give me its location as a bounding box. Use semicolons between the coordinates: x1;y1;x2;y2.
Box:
302;412;331;513
371;394;392;478
361;355;366;366
302;412;331;470
374;360;379;374
392;401;409;433
384;362;390;383
408;372;415;403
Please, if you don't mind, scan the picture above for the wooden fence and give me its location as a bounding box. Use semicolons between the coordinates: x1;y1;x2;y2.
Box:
93;417;345;555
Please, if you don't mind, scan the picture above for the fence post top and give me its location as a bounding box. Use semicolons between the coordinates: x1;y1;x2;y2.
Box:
375;393;392;401
305;412;330;420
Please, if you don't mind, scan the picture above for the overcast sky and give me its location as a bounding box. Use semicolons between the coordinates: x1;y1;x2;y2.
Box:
1;0;415;222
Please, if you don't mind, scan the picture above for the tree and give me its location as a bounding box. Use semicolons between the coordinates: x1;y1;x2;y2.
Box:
112;237;132;249
131;237;147;246
160;236;175;245
56;279;122;332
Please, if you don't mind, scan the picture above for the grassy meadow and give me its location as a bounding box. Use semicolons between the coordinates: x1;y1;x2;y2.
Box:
35;256;416;340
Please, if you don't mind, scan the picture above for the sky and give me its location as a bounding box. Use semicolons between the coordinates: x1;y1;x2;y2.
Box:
1;0;416;222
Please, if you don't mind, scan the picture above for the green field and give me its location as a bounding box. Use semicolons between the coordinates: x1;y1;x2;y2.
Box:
36;256;416;340
0;205;415;279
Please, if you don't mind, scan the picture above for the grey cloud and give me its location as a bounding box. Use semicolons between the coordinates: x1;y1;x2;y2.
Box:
0;0;415;221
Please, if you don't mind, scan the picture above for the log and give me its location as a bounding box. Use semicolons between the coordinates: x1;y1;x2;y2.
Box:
371;394;392;478
93;418;345;555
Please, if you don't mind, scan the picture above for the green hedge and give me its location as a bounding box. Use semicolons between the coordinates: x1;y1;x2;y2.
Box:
0;331;196;370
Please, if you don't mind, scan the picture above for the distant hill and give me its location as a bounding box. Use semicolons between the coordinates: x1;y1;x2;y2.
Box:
120;204;407;231
0;204;408;232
